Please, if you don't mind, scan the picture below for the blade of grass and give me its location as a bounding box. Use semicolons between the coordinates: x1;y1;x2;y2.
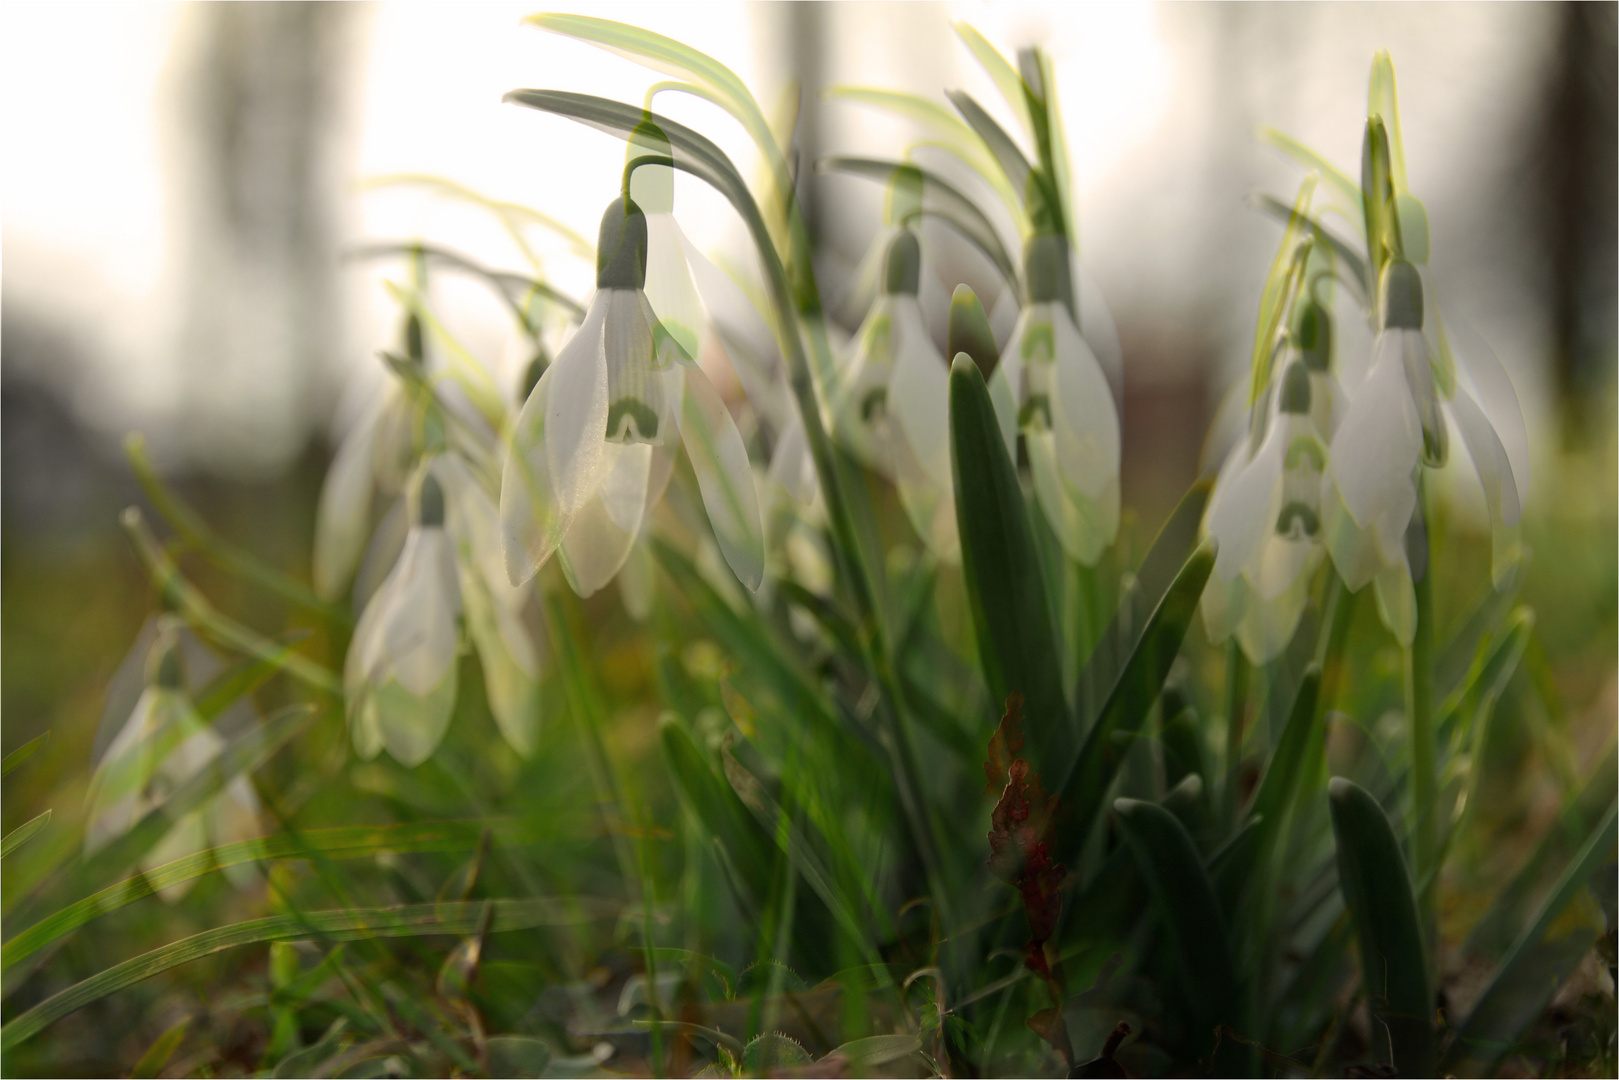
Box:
1;733;49;778
0;898;616;1052
125;435;347;625
2;819;546;970
1;812;51;861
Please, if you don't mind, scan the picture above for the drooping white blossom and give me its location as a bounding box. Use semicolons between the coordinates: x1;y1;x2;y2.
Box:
829;229;959;561
501;197;764;596
992;234;1120;566
86;627;260;900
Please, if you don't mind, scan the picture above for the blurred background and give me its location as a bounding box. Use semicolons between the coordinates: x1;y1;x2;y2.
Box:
3;1;1614;766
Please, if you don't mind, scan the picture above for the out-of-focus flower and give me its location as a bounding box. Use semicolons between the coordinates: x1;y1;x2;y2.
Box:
86;626;260;900
313;315;431;603
1321;259;1526;644
992;234;1120;566
501;197;765;596
346;471;463;766
1203;361;1332;663
830;229;958;560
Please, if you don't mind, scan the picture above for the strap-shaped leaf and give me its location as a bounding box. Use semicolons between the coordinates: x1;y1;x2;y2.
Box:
1;811;50;861
1053;542;1215;863
948;354;1069;768
944;90;1064;232
1258;128;1363;228
2;819;546;970
1;733;48;778
1247;667;1322;843
0;897;615;1052
1442;800;1617;1073
1073;479;1211;732
1327;777;1434;1078
819;156;1018;287
1251;193;1371;301
1248;175;1316;404
952;22;1034;138
1114;798;1245;1067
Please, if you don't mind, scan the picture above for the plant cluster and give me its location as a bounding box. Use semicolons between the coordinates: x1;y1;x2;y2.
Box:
2;16;1613;1080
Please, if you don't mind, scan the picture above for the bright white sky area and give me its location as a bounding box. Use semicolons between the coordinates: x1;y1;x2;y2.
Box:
1;1;1560;489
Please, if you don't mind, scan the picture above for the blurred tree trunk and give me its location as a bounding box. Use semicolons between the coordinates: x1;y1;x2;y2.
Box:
1538;1;1617;447
172;2;361;474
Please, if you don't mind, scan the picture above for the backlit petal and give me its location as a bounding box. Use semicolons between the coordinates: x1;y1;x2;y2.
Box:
681;365;766;591
1329;331;1422;527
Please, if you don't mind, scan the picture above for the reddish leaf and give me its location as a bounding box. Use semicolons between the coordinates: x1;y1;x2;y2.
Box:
984;691;1026;793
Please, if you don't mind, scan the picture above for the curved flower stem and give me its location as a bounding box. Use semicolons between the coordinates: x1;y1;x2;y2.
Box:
1406;477;1438;951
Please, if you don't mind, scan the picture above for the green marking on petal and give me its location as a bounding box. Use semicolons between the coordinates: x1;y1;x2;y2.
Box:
653;319;696;368
607;398;661;443
860;387;888;422
1276;501;1320;538
1285;436;1326;471
1018;394;1052;431
1020;321;1055;364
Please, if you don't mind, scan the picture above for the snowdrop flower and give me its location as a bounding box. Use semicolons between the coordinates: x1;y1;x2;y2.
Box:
1320;259;1527;643
346;471;463;766
830;229;958;560
86;629;260;899
1202;362;1332;663
501;197;765;596
993;234;1120;566
313;315;430;602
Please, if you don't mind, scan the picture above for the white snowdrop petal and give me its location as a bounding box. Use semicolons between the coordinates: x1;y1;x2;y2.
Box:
892;419;960;562
1051;308;1121;498
1208;432;1281;583
1450;325;1530;504
544;297;611;515
462;572;539;757
1200;571;1245;646
371;385;416;494
645;213;705;364
1074;255;1124;408
145;812;209;902
1028;428;1088;563
768;413;817;504
1236;569;1311;664
985;361;1021;465
384;530;462;697
1374;563;1417;647
559;488;643;598
354;495;409;612
596;441;653;536
681;365;766;591
830;298;900;473
374;675;458;768
502;362;566;585
315;398;382;601
1329;332;1423;527
1449;387;1520;527
1321;476;1383;591
676;228;784;416
888;308;952;492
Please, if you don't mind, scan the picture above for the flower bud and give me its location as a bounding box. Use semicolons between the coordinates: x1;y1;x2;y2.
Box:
418;472;446;528
1381;259;1423;331
1023;233;1074;311
947;285;999;378
596;197;649;290
1279;360;1313;415
1293;300;1332;372
883;229;921;296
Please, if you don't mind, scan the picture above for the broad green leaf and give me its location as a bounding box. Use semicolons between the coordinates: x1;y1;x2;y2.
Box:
948;352;1069;770
1443;799;1617;1073
131;1016;190;1079
0;897;615;1053
0;811;50;860
1247;667;1321;842
3;818;546;970
1327;777;1434;1078
1258;128;1362;225
952;22;1033;138
820;156;1018;287
1114;798;1245;1067
1053;541;1215;864
1;732;48;778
